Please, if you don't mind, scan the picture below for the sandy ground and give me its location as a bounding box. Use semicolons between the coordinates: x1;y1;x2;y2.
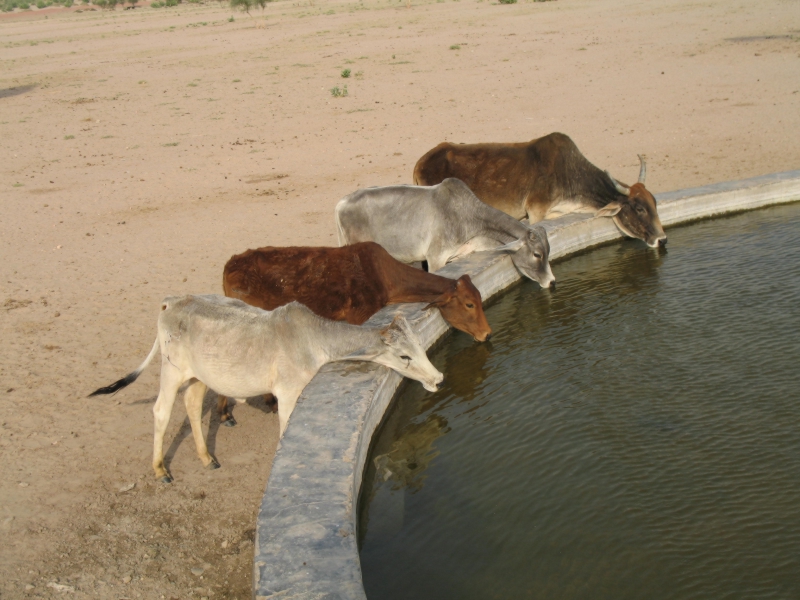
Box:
1;0;798;597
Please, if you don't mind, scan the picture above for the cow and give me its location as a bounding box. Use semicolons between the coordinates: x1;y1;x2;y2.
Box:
217;242;491;426
88;295;444;483
413;132;667;248
335;178;556;289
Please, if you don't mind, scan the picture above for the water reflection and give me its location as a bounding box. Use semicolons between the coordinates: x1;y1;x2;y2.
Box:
359;203;800;600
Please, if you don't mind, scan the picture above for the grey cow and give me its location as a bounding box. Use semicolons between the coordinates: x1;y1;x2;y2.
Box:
335;178;556;289
89;295;443;483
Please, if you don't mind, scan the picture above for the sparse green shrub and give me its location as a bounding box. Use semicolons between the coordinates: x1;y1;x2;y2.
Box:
36;0;45;7
19;1;30;8
64;0;73;6
230;0;272;16
498;0;516;4
341;69;351;78
449;44;460;50
151;1;162;6
64;135;75;139
164;0;176;6
330;85;348;98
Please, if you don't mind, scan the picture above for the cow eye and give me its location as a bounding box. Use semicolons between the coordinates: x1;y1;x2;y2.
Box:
533;252;542;259
636;206;646;214
400;355;411;361
466;303;474;309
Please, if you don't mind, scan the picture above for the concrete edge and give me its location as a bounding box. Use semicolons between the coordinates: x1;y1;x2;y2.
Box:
253;170;800;600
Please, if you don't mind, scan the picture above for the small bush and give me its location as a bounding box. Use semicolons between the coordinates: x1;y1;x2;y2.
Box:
330;85;348;98
498;0;516;3
64;135;75;139
449;44;460;50
230;0;272;15
341;69;351;78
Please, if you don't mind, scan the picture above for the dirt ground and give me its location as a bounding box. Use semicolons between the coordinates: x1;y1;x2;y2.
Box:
1;0;798;597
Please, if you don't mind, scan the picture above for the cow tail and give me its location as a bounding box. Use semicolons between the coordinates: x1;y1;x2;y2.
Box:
88;337;160;397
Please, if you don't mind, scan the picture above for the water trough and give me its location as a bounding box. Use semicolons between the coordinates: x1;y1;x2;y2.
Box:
253;170;800;600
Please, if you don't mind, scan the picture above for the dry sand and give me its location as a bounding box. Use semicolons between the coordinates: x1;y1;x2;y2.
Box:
1;0;799;597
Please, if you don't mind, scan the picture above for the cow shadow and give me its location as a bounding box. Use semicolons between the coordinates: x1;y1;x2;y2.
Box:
131;386;276;474
0;84;36;100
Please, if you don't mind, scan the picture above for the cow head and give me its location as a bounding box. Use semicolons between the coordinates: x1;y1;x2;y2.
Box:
601;155;667;248
425;275;492;342
372;315;444;392
498;225;556;290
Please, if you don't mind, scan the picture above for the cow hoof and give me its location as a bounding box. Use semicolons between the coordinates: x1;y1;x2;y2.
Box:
222;417;237;427
207;459;220;470
159;475;173;484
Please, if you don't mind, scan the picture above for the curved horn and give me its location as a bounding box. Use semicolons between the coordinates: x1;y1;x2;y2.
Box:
637;154;647;184
605;170;630;195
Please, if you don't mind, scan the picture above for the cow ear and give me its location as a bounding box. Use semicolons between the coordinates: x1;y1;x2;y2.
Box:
424;284;455;311
424;300;442;311
595;201;622;218
496;238;525;253
380;314;408;344
457;274;472;287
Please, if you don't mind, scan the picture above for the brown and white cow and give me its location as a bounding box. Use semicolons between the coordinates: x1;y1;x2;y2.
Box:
413;132;667;248
219;242;491;425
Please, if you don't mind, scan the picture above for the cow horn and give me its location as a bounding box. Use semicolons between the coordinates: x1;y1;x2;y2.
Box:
605;170;630;195
637;154;647;184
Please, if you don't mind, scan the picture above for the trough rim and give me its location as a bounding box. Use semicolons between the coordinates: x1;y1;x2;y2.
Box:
253;170;800;600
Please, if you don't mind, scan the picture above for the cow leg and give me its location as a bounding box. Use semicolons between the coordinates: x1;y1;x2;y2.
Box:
184;380;219;471
217;395;237;427
273;385;305;438
152;369;185;483
426;255;447;273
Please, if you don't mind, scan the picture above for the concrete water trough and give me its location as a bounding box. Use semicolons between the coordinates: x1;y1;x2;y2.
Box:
253;170;800;600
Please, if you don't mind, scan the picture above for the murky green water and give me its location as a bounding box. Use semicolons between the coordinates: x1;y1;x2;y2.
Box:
358;203;800;600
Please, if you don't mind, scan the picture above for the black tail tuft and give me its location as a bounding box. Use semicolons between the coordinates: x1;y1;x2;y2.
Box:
88;371;139;397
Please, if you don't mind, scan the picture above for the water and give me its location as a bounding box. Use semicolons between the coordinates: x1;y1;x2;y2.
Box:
358;203;800;600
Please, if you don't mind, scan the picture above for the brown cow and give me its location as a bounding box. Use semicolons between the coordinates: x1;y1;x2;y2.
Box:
218;241;491;425
413;132;667;248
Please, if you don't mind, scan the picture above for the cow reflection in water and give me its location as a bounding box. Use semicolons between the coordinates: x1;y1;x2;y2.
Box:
359;340;493;542
373;413;450;494
368;339;493;495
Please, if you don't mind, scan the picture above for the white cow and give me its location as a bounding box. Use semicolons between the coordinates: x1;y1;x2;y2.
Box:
89;295;443;483
335;178;556;289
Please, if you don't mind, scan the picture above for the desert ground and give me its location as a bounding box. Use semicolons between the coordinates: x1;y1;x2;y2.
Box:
1;0;799;597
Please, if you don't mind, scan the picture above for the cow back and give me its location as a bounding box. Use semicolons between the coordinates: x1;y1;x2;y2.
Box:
222;244;390;325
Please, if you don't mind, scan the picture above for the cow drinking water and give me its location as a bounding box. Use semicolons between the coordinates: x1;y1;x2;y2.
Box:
335;178;556;289
413;132;667;248
88;295;443;483
217;242;490;426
